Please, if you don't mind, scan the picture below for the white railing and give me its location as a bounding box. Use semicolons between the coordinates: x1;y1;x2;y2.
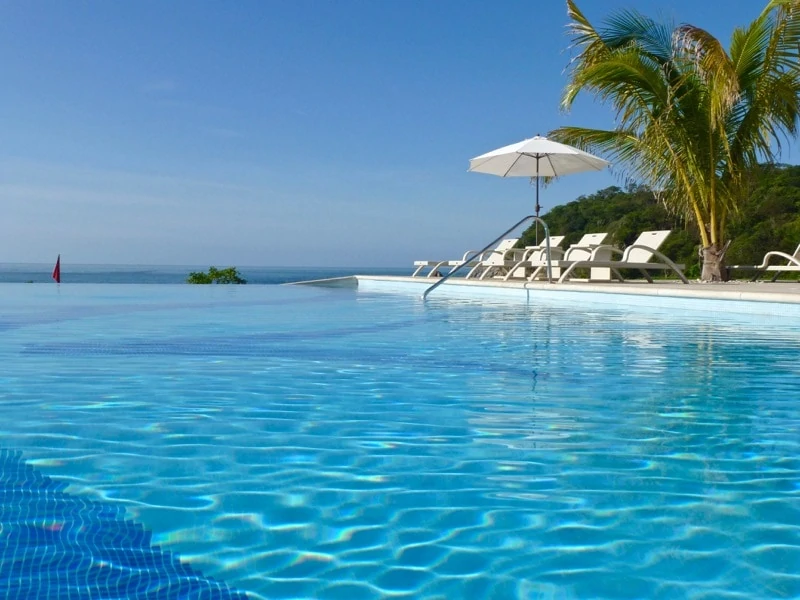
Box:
422;216;553;300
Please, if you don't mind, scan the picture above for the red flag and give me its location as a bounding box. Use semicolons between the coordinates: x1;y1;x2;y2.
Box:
52;255;61;283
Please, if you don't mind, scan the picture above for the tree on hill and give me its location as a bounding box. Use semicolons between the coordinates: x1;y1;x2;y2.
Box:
726;164;800;267
550;0;800;281
521;184;699;277
519;163;800;280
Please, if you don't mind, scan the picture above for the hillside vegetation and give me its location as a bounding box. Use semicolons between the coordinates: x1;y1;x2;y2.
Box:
520;164;800;279
553;1;800;280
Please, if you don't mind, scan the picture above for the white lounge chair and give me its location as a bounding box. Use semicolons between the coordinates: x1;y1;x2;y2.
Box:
412;238;519;278
506;235;566;279
557;230;689;284
479;236;566;280
728;244;800;281
463;238;525;279
506;232;610;281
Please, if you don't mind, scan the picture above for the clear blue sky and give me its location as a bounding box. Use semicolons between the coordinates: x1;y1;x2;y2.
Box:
1;0;793;266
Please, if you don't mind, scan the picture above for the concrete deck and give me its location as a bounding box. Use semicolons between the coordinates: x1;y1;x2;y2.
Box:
292;274;800;317
366;275;800;302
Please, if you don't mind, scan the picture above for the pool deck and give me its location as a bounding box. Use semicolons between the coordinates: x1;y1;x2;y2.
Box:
294;274;798;301
292;275;800;316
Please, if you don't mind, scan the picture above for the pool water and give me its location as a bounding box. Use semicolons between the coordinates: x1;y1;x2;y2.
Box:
1;283;799;599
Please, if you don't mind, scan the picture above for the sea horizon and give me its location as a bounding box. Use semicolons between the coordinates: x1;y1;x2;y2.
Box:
0;263;410;285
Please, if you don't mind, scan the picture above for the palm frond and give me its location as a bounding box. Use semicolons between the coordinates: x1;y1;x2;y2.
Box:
675;25;740;128
563;0;613;109
601;9;674;61
562;1;800;252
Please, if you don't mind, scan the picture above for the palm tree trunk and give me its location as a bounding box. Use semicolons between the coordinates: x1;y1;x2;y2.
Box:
700;243;728;281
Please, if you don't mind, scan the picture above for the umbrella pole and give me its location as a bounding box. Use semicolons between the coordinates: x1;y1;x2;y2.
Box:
535;157;541;244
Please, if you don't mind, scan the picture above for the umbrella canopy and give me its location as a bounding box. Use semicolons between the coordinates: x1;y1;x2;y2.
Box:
468;135;610;217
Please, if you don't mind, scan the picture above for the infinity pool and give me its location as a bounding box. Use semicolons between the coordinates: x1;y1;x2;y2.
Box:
1;283;799;599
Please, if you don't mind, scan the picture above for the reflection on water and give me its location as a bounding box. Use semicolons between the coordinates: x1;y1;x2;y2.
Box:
0;284;798;599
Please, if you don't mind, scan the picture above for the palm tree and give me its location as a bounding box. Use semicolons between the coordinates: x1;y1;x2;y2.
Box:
552;0;800;281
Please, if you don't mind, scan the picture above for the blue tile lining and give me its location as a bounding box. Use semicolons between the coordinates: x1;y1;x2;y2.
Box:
0;449;248;599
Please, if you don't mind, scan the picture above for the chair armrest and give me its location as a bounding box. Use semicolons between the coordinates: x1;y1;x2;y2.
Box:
461;249;491;261
503;248;528;261
759;250;800;269
619;244;659;261
589;244;625;260
623;246;689;282
526;246;564;261
563;245;587;260
483;248;516;259
565;243;618;260
589;244;623;260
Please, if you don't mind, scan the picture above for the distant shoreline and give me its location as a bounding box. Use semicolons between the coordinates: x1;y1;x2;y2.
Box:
0;265;410;285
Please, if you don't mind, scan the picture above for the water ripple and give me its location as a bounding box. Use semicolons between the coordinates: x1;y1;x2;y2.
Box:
1;286;799;598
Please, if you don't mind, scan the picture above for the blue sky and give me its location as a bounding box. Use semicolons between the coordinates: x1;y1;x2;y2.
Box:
1;0;793;266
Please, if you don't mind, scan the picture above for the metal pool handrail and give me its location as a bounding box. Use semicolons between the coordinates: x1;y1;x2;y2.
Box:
422;215;553;300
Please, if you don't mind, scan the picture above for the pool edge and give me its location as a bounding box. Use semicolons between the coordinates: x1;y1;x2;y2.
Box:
349;275;800;317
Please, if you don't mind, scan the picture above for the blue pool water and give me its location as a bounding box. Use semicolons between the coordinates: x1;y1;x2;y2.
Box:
1;283;799;599
0;450;247;599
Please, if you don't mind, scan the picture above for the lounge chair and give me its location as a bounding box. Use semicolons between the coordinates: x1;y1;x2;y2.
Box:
504;232;610;281
557;230;689;284
412;238;519;278
463;238;527;279
563;232;610;258
477;236;566;280
728;244;800;281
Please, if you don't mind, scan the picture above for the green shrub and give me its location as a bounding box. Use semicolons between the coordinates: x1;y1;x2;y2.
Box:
187;266;247;284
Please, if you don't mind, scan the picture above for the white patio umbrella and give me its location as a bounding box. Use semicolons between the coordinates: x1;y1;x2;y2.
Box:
468;135;610;219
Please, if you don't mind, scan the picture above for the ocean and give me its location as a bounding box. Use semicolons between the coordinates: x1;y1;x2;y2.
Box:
0;263;410;285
